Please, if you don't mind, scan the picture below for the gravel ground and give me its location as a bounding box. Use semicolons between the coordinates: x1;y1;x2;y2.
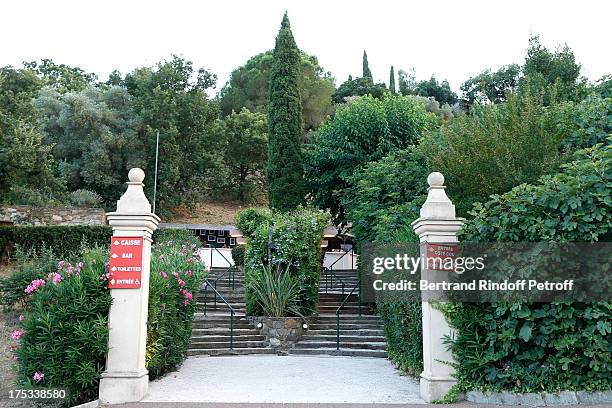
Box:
0;310;33;408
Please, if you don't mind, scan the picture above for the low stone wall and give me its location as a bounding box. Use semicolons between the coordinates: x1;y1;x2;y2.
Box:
0;205;106;226
249;316;311;351
467;390;612;406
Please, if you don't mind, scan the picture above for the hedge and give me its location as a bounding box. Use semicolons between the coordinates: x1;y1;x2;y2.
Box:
0;225;112;259
445;140;612;393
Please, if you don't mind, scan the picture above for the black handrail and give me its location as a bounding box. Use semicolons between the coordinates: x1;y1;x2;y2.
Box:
335;280;362;350
202;279;235;349
327;247;354;270
322;266;349;295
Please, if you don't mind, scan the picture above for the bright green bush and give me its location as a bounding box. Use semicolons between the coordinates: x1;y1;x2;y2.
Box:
445;140;612;393
14;246;112;407
0;225;112;259
241;207;329;316
236;207;273;236
231;245;245;267
305;94;436;222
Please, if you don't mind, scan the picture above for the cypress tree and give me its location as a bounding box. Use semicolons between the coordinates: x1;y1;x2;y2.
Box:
267;12;305;211
362;50;372;80
389;66;396;93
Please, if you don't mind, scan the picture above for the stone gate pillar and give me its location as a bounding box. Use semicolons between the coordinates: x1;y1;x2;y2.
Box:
411;172;464;402
99;168;159;404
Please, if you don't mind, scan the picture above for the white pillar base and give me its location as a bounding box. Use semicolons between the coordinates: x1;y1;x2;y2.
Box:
99;370;148;404
420;373;457;402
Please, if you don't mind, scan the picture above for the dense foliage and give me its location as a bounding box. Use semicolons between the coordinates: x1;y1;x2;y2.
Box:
419;92;610;214
239;207;329;316
0;225;112;260
267;13;306;211
305;95;436;222
218;51;334;132
443;141;612;393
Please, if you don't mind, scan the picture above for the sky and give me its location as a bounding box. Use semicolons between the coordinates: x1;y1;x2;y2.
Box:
2;0;611;95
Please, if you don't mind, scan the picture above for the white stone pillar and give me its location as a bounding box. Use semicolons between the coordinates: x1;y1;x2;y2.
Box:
411;172;464;402
99;168;160;404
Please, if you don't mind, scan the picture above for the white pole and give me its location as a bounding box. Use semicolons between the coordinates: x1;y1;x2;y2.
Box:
153;131;159;214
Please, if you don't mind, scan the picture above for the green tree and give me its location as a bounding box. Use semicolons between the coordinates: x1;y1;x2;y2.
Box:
23;59;97;93
305;95;436;222
398;69;416;96
218;51;334;132
460;64;521;104
389;66;396;94
267;13;305;211
34;86;145;206
332;77;388;103
124;56;221;212
217;108;268;200
362;50;372;79
414;75;457;105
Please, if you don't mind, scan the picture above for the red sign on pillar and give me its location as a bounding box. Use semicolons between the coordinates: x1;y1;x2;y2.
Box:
108;236;144;289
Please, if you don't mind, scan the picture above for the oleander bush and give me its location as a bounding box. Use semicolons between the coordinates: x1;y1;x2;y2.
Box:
13;246;112;407
147;233;205;378
444;140;612;393
9;228;205;405
231;245;245;267
240;206;329;316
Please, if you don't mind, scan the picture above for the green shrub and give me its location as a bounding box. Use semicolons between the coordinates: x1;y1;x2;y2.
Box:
14;246;112;407
241;207;328;316
69;189;103;207
236;207;272;236
147;237;205;378
378;299;422;376
231;245;245;267
445;140;612;393
250;264;302;317
0;225;112;259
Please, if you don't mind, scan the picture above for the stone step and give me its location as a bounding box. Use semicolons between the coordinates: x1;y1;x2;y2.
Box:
316;315;381;321
189;340;266;349
310;323;384;330
294;340;386;350
187;348;278;357
288;348;387;358
192;321;253;329
190;334;264;342
306;329;385;336
301;335;386;342
191;328;260;335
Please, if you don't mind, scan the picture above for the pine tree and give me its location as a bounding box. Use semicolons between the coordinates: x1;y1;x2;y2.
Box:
389;66;396;94
362;50;372;80
267;12;305;211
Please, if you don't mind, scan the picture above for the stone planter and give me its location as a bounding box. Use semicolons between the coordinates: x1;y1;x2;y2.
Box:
249;316;311;351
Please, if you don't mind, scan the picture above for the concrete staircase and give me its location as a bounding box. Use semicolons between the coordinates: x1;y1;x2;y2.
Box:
189;267;275;356
290;270;388;358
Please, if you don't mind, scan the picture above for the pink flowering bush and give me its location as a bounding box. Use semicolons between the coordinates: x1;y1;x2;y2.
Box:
13;246;111;407
146;229;205;379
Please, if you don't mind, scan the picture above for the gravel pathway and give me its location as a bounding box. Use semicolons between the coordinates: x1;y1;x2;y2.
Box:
144;355;423;404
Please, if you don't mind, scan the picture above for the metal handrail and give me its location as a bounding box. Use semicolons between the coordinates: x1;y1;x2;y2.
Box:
335;280;362;350
202;279;235;349
322;266;349;295
327;247;354;270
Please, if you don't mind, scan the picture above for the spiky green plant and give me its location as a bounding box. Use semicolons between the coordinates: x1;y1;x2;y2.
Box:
250;264;304;317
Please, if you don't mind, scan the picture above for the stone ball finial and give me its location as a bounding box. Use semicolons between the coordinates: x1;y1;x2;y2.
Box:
427;172;445;187
128;168;145;183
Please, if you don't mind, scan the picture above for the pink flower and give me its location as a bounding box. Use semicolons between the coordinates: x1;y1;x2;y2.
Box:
160;271;168;279
172;272;179;278
186;270;193;277
76;261;84;276
184;291;193;300
66;264;74;277
183;299;190;306
11;329;24;340
19;315;25;322
51;273;63;285
178;279;186;287
25;279;46;294
57;260;65;269
33;372;44;382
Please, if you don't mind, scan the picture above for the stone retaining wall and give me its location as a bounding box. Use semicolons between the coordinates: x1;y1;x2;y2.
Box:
467;390;612;406
0;205;106;226
249;316;311;351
